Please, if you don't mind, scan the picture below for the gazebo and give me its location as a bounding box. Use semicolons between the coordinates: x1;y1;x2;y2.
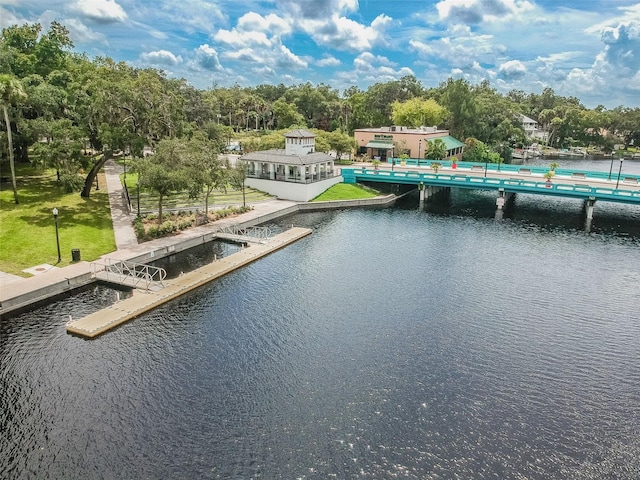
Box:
241;129;341;201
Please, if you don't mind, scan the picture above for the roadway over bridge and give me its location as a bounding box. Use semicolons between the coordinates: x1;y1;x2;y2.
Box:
342;161;640;222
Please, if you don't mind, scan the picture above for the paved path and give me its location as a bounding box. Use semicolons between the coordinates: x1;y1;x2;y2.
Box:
0;162;299;314
104;159;139;249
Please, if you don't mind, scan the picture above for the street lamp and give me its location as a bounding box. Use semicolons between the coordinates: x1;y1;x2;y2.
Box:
615;158;624;188
484;150;489;178
608;155;615;181
136;183;141;218
52;208;61;263
418;139;421;166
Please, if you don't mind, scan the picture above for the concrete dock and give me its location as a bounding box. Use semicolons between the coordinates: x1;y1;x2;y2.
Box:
66;227;312;338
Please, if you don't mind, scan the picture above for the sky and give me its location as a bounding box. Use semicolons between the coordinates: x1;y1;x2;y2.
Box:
2;0;640;109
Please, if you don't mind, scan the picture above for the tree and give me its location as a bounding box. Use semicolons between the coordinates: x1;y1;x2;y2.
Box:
272;98;305;129
363;75;424;127
325;130;355;159
189;133;229;215
229;160;247;207
437;78;478;140
135;138;192;223
391;98;447;128
0;74;27;204
425;138;447;160
32;118;85;192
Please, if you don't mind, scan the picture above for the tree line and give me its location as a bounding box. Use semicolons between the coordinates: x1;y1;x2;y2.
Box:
2;21;639;206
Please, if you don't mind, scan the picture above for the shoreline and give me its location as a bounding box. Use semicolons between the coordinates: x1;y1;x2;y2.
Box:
0;195;399;318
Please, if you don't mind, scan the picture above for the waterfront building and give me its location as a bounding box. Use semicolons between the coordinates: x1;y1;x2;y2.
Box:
241;129;341;202
354;126;464;161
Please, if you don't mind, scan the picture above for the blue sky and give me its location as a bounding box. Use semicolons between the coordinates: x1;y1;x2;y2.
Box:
2;0;640;108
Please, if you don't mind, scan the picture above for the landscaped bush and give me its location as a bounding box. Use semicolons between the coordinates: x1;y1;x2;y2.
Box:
133;205;253;242
59;172;84;193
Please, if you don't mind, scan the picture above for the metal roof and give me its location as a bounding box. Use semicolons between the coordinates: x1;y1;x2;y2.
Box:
241;149;333;165
429;135;464;150
284;129;316;138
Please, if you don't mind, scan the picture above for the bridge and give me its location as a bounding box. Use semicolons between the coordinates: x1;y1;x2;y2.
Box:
91;259;167;291
215;224;275;244
342;161;640;221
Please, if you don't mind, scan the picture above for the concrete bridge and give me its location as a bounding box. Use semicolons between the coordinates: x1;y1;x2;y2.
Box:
342;161;640;223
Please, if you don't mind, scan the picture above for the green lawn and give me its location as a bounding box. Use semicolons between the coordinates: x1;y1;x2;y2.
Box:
311;183;381;201
121;172;274;212
0;165;115;275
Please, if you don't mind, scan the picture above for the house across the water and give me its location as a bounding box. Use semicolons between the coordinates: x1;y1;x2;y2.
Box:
241;129;341;202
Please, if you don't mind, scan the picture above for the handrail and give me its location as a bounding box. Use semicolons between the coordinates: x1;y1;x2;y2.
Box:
216;224;274;241
343;168;640;204
91;259;167;291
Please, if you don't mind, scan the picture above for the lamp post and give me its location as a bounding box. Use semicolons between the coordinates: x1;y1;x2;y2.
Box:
52;208;61;263
615;158;624;188
484;150;489;178
136;183;141;218
418;139;421;166
608;155;614;181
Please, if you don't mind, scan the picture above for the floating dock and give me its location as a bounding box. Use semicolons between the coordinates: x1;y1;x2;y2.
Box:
66;227;312;338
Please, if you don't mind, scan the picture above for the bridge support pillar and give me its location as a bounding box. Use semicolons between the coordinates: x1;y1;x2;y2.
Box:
495;189;515;220
584;197;596;220
495;189;514;210
583;197;596;232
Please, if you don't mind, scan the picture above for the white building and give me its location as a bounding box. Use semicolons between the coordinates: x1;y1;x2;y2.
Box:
241;129;341;202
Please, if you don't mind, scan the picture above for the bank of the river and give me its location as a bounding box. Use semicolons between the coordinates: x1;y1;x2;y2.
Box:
0;193;401;317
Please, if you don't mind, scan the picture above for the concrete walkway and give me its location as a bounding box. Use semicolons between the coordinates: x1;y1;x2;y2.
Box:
104;159;139;249
0;162;300;315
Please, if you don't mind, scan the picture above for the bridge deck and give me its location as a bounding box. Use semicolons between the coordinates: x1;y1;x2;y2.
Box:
343;163;640;205
66;227;312;338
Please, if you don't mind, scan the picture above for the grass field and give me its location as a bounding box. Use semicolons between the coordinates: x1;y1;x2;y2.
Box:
311;183;380;201
0;165;115;275
121;172;274;213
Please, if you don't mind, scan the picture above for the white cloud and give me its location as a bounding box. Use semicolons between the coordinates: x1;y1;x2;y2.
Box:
299;14;392;51
62;17;108;44
436;0;535;25
351;52;414;82
498;59;526;79
275;0;358;20
409;27;501;69
193;44;222;71
316;55;341;67
237;11;291;36
140;49;182;66
214;28;272;48
73;0;127;23
0;6;24;29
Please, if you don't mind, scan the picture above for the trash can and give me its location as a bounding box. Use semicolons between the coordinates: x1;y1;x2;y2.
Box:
71;249;81;262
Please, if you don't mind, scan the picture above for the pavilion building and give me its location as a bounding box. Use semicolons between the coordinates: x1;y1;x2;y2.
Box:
241;129;341;202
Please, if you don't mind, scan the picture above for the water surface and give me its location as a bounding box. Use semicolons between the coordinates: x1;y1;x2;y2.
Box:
1;161;639;479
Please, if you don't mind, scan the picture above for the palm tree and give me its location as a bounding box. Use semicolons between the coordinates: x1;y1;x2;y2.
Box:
0;74;27;204
426;138;447;160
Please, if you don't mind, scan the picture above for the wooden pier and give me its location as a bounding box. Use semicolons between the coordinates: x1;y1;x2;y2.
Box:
66;227;312;338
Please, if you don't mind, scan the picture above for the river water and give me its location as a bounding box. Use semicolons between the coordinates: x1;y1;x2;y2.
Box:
1;159;639;479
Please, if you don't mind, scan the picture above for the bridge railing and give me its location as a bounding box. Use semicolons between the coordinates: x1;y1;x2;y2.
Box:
91;259;167;291
215;224;274;241
379;160;640;182
342;168;640;204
